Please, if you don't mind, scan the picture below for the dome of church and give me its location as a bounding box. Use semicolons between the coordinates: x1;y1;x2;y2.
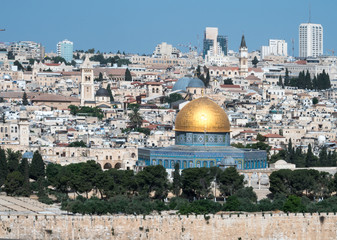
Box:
175;97;230;133
187;78;205;88
96;88;109;97
172;77;205;91
172;77;191;91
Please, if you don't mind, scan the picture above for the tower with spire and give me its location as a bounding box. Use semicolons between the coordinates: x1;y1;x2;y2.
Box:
239;35;248;77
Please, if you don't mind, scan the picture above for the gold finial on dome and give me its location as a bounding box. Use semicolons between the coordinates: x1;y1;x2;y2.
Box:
174;97;230;133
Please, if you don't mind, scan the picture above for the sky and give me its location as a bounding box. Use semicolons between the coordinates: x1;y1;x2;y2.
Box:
0;0;335;56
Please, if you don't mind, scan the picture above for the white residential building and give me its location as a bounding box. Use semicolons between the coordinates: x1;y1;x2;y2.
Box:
261;39;287;59
299;23;323;58
57;39;74;63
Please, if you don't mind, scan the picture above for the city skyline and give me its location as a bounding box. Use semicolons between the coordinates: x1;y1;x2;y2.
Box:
0;0;336;55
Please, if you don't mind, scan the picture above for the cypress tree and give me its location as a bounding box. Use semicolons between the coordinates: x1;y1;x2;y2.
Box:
284;68;290;86
306;144;315;167
172;163;181;197
0;148;7;187
277;76;283;86
107;84;114;102
7;149;20;173
205;71;210;87
29;151;45;180
19;158;31;196
22;92;28;106
125;68;132;81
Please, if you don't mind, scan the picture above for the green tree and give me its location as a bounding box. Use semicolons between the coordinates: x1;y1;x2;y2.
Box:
269;169;293;196
128;105;143;129
29;150;45;180
4;171;24;196
107;84;114;102
19;158;31;196
277;76;283;87
7;149;21;173
217;167;244;197
26;65;32;71
165;93;183;104
235;187;257;203
181;167;213;200
136;165;168;200
68;141;87;148
125;68;132;81
306;144;317;167
87;48;95;54
312;97;318;105
252;56;259;68
7;51;14;60
256;133;266;142
284;68;290;86
22;92;28;105
283;195;305;213
172;163;181;197
14;60;24;71
0;148;7;187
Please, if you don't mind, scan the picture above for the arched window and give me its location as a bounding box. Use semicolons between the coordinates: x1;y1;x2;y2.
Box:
203;161;207;167
114;162;121;169
104;163;112;169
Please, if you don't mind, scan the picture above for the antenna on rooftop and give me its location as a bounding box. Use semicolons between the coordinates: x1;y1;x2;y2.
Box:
308;4;311;23
292;38;295;57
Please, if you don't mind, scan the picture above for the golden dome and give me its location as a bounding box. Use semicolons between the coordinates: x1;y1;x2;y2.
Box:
175;97;230;133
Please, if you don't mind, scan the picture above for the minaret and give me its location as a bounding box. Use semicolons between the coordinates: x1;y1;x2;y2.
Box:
239;35;248;77
19;106;29;146
80;56;95;105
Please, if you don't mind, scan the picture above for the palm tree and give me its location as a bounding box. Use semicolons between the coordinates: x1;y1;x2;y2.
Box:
128;105;143;129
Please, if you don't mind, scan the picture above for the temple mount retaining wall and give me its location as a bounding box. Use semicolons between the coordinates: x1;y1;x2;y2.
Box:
0;212;336;239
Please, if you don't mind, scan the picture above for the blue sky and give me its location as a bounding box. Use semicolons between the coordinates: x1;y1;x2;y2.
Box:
0;0;335;56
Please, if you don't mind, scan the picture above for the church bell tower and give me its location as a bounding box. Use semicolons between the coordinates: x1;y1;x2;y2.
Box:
239;35;248;77
80;56;95;105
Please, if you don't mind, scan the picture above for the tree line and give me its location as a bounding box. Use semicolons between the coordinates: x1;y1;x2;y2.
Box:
278;69;331;90
270;140;337;167
2;148;337;215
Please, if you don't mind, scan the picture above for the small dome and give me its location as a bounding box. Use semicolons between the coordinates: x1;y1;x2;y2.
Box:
172;77;192;91
175;97;230;133
96;88;109;97
187;78;205;88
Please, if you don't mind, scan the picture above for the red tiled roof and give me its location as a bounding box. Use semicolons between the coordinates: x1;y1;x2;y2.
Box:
240;130;257;134
44;63;61;66
245;75;261;80
220;84;241;89
296;60;307;65
145;82;162;85
248;67;263;72
264;134;285;138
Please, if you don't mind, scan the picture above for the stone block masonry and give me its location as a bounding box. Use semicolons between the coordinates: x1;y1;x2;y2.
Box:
0;212;336;239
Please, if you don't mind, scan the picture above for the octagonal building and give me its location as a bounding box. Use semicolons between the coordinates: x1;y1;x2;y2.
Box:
137;97;267;174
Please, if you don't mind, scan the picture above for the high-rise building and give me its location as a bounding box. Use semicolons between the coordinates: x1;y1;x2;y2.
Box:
57;39;73;63
299;23;323;58
261;39;288;59
203;27;228;58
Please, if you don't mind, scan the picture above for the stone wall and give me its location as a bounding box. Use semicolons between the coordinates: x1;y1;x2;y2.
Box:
0;212;336;240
